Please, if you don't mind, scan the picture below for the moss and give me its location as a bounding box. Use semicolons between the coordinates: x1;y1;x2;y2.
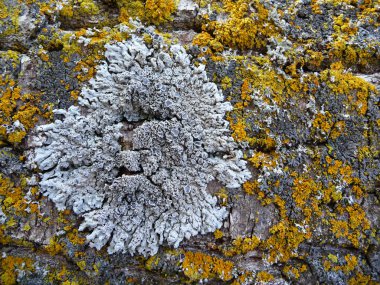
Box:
221;76;232;90
328;254;339;263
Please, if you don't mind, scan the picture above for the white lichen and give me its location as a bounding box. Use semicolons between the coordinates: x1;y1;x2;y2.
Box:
0;207;6;224
27;33;250;256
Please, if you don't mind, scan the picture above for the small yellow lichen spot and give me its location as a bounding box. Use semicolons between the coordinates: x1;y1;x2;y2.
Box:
214;229;224;240
328;254;338;263
76;261;86;271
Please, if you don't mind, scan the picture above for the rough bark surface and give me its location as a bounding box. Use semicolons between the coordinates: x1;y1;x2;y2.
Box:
0;0;379;284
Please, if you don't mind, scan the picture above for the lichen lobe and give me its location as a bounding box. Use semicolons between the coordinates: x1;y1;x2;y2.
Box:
27;33;250;256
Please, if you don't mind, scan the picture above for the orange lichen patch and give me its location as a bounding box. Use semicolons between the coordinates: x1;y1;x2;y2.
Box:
221;236;260;257
201;0;279;51
292;177;323;221
256;271;274;282
325;158;354;185
59;0;100;19
37;48;50;62
145;0;176;25
306;0;380;69
323;253;363;276
333;14;358;40
330;219;350;239
305;50;324;69
283;264;308;280
351;185;364;199
243;180;263;197
321;64;377;115
192;32;224;54
115;0;177;25
312;111;346;139
0;175;40;218
47;265;81;284
310;0;323;14
330;203;370;248
182;251;234;282
226;60;311;149
214;229;224;240
0;255;34;285
45;237;65;256
66;229;86;246
328;5;379;67
115;0;145;22
348;272;372;285
0;75;51;145
264;220;311;263
249;151;278;170
0;1;21;38
343;254;358;273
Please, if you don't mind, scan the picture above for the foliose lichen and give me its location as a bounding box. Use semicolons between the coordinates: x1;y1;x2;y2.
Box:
27;30;250;257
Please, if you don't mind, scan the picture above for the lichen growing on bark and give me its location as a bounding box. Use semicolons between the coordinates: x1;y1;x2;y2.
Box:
27;32;250;256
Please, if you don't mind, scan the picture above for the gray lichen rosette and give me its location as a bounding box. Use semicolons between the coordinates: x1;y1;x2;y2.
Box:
27;33;250;256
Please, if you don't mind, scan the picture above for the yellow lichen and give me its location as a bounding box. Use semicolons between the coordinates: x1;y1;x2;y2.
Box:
145;255;160;271
145;0;176;25
214;229;224;240
45;237;65;256
256;271;274;282
0;74;51;145
182;251;234;282
221;236;260;257
0;256;34;285
115;0;176;25
202;0;279;50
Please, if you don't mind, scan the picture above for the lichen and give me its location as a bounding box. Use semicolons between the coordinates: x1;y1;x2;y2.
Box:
115;0;177;25
182;251;234;282
0;74;51;145
0;255;34;285
28;31;250;256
